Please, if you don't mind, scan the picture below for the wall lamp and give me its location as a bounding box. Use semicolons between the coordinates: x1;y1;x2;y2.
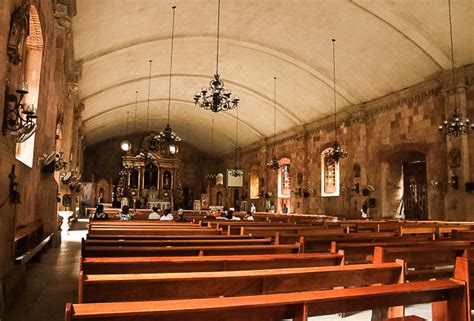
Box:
2;83;37;143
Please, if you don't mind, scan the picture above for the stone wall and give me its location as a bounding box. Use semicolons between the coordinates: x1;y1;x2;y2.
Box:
0;0;78;280
215;65;474;220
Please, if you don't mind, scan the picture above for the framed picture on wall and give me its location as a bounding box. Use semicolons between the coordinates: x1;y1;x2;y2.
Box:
226;169;243;187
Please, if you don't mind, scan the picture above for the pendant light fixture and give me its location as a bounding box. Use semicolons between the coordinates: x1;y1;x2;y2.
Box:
328;39;348;161
205;118;217;180
158;5;181;155
438;0;473;136
120;110;132;152
229;108;243;177
267;76;280;170
193;0;239;113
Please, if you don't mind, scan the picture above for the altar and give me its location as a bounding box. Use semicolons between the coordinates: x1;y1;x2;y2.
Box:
147;201;170;210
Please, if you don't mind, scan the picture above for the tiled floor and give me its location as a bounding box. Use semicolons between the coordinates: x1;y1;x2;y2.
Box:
4;225;87;321
4;221;434;321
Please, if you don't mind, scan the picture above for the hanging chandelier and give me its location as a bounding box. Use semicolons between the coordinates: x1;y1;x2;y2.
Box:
328;39;348;161
266;76;280;170
158;5;181;156
205;118;217;180
193;0;239;113
438;0;473;137
229;108;243;177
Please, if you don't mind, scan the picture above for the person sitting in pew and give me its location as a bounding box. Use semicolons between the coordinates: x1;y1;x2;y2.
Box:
175;209;188;222
92;204;109;220
117;205;132;220
225;209;241;221
148;207;160;220
160;209;174;221
244;211;254;221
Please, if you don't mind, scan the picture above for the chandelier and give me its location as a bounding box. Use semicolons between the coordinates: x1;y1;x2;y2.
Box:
159;5;181;156
438;0;473;136
193;0;239;113
229;108;243;177
205;118;216;180
328;39;348;161
266;76;280;170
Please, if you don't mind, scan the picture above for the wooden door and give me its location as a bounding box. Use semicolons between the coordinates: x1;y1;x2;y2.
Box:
402;161;428;220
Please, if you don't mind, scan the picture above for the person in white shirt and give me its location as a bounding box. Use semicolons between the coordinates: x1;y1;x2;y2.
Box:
148;207;160;220
250;203;256;213
160;209;174;221
244;211;254;221
225;209;241;221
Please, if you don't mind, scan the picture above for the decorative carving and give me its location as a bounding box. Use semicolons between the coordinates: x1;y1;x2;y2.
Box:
7;1;30;65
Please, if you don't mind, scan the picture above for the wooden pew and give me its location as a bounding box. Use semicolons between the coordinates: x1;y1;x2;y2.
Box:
88;228;223;237
82;244;301;257
81;252;344;274
79;261;404;303
14;219;53;264
82;237;274;248
240;226;347;238
333;240;469;265
66;278;470;321
373;243;469;281
86;234;255;240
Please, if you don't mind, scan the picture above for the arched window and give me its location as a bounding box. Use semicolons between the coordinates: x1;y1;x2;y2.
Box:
321;148;340;197
15;6;43;167
278;158;291;198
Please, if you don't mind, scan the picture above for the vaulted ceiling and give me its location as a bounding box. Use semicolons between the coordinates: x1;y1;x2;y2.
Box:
73;0;474;156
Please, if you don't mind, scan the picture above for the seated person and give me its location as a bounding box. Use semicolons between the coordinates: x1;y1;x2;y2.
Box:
175;209;188;222
225;209;241;221
117;205;132;220
243;210;254;221
92;204;109;220
148;207;160;220
160;208;174;221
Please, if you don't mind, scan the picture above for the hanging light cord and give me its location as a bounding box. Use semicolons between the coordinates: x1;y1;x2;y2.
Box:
211;118;214;155
332;39;337;144
134;91;138;132
273;76;277;157
167;6;176;126
126;111;130;136
448;0;457;114
235;108;239;167
215;0;221;75
146;60;152;130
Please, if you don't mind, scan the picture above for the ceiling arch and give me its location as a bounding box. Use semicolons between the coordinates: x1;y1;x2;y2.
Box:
73;0;474;155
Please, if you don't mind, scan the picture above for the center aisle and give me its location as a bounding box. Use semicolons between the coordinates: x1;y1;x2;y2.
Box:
5;222;87;321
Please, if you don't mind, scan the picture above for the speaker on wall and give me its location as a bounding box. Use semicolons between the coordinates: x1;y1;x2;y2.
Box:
466;182;474;192
368;198;376;208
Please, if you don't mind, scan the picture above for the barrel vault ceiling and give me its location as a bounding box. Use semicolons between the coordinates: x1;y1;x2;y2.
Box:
73;0;474;156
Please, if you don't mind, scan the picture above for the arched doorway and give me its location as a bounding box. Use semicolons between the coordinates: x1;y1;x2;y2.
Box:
381;149;428;220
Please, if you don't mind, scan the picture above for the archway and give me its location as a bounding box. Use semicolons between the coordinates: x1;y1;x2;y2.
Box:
381;148;428;219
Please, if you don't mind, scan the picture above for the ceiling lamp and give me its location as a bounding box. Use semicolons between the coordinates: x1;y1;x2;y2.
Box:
266;76;280;170
328;39;348;161
193;0;239;113
205;118;217;180
229;108;243;177
120;110;132;152
438;0;473;136
158;6;181;156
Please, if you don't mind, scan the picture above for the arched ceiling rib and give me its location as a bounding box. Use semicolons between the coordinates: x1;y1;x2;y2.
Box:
73;0;474;155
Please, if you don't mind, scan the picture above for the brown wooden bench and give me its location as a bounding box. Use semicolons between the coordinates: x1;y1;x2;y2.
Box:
86;234;255;240
373;243;469;281
82;244;301;257
88;228;223;237
14;219;53;264
82;237;274;248
66;278;469;321
241;226;347;238
80;252;344;274
333;240;470;265
79;261;404;303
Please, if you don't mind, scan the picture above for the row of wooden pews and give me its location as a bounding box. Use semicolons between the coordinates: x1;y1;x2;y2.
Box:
65;216;474;321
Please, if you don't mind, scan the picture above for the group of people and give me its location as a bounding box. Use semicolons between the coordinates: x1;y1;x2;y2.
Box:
91;204;187;222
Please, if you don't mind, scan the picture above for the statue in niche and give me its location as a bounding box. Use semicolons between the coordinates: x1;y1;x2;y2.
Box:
353;163;361;178
448;148;461;168
163;171;171;190
7;1;30;65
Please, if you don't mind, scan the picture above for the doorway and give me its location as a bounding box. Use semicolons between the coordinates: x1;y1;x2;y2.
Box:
402;161;428;220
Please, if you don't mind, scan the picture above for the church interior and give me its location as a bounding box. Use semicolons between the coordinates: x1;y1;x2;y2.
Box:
0;0;473;320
